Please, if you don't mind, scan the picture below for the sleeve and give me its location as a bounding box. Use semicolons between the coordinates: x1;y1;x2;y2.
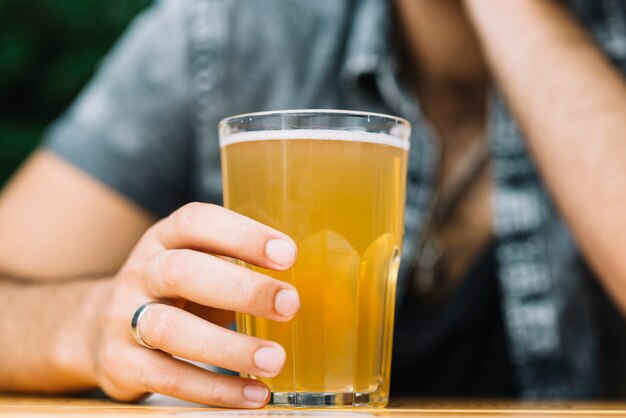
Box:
43;0;194;218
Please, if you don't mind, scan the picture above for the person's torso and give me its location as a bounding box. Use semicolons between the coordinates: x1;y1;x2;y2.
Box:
180;0;626;399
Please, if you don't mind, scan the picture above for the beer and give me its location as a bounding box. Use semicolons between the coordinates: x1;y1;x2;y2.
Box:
221;128;408;406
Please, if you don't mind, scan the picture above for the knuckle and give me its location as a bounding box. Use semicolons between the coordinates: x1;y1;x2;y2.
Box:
232;224;261;253
118;255;148;285
97;344;121;377
237;273;266;308
214;333;240;365
142;306;176;348
105;387;147;403
205;377;232;406
101;367;145;402
172;202;204;238
204;203;221;214
159;250;191;292
123;258;144;279
144;221;164;241
139;363;182;395
95;343;148;401
237;273;280;316
229;235;249;256
156;369;185;395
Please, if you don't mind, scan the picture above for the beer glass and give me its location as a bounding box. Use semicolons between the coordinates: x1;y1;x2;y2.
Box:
218;110;410;407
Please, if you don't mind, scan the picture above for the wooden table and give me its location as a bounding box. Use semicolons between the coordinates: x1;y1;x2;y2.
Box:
3;395;626;417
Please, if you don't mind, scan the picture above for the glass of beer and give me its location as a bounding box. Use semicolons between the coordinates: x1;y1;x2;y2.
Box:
218;110;410;408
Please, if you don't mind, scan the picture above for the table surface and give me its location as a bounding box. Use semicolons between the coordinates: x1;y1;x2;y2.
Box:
4;395;626;417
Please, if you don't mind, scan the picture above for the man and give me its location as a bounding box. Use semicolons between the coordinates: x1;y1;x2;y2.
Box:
1;0;626;406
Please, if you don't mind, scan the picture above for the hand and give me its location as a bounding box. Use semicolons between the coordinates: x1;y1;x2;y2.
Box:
89;203;299;407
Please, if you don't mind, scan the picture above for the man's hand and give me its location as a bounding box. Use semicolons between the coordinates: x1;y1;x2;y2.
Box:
89;203;299;407
0;202;300;408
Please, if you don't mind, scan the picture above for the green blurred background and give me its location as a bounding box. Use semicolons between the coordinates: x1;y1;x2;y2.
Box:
0;0;152;187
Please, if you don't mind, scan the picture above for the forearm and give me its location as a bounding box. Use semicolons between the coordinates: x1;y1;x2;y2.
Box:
0;275;111;393
465;0;626;309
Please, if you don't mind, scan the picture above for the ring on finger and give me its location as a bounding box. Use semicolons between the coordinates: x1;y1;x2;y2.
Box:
131;302;161;349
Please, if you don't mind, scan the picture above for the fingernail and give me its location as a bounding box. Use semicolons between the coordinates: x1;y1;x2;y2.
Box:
254;346;285;373
274;289;300;317
265;239;296;266
243;384;268;404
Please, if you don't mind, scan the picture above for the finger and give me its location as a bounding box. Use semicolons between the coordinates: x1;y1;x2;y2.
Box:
154;203;297;270
132;350;270;408
144;249;300;320
138;303;286;378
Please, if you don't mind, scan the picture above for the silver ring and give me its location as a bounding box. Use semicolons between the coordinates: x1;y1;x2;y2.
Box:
131;302;160;349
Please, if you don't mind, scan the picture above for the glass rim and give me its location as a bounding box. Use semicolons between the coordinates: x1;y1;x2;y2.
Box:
218;108;410;131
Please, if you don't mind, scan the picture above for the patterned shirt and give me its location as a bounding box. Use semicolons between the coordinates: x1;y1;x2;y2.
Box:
45;0;626;398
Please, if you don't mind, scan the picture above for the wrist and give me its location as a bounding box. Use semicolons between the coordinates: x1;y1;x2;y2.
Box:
50;277;113;392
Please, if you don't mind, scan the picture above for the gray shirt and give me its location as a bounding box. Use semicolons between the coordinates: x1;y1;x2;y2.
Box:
45;0;626;399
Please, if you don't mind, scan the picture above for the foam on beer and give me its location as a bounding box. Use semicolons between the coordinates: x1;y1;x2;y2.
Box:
220;129;410;151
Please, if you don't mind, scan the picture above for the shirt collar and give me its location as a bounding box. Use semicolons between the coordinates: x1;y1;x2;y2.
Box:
341;0;391;82
341;0;420;119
